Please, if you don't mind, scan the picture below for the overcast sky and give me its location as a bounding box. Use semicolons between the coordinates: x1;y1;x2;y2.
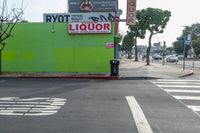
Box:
6;0;200;46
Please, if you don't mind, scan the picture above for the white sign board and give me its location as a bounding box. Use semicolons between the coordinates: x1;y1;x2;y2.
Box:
69;12;116;22
187;34;192;41
126;0;137;25
43;12;116;22
68;22;112;34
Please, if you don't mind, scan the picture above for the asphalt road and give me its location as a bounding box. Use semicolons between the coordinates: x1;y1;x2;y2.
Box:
0;78;200;133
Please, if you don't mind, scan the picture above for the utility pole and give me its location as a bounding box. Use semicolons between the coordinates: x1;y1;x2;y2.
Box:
183;38;186;70
162;41;166;66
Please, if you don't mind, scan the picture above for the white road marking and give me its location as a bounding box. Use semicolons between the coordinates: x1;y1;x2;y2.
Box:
173;96;200;100
165;89;200;93
152;81;200;85
0;97;66;116
188;106;200;112
156;79;200;82
157;85;200;88
126;96;153;133
0;80;6;83
152;79;200;116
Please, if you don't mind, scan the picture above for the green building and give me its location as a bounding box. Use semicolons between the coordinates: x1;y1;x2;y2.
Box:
3;22;115;74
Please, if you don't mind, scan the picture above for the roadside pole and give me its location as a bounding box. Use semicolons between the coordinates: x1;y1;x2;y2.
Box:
162;41;166;66
183;41;186;70
183;34;192;70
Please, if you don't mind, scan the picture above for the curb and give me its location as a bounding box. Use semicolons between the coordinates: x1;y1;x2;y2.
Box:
179;70;194;78
0;75;119;80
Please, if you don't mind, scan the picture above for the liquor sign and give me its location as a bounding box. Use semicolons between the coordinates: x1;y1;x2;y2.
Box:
43;12;116;22
126;0;136;25
68;0;118;13
68;22;112;34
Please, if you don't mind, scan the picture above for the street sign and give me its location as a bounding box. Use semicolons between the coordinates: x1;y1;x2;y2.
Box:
187;34;192;41
184;40;191;45
126;0;137;25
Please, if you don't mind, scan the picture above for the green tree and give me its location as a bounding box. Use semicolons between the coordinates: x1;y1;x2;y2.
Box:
122;33;134;59
173;41;184;54
129;20;146;61
166;46;174;54
183;23;200;40
192;38;200;57
181;23;200;57
137;8;171;65
173;37;191;57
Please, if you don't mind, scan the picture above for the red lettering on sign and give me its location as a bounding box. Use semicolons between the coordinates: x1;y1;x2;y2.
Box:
96;24;103;30
69;24;74;31
129;2;135;6
126;0;136;25
88;23;95;30
104;24;110;30
68;22;111;34
129;7;135;12
80;24;87;30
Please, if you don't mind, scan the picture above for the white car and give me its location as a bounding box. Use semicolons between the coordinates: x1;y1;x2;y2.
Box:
166;55;178;62
152;54;162;60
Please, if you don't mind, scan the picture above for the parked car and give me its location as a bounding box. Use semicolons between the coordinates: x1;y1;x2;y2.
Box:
152;54;162;60
166;55;178;62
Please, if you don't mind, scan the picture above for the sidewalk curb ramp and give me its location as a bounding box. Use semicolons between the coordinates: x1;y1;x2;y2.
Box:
179;70;194;78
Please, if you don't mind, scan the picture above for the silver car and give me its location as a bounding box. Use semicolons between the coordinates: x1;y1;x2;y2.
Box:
166;55;178;62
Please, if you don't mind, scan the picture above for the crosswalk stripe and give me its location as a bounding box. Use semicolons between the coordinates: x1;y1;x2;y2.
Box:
173;96;200;100
188;106;200;112
165;89;200;93
156;79;200;82
158;85;200;88
152;81;200;85
153;79;200;116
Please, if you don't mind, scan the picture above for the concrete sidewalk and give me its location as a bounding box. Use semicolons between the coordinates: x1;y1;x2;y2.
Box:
0;58;196;79
119;58;194;79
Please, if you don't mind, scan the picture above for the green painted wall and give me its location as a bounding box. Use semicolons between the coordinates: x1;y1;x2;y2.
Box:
2;23;114;73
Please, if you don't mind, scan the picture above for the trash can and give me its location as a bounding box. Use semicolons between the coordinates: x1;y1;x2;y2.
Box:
110;59;120;76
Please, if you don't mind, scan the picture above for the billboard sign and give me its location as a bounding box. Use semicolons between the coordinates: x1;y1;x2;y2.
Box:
69;12;116;22
43;12;116;22
43;13;70;23
126;0;136;25
68;22;112;34
68;0;118;13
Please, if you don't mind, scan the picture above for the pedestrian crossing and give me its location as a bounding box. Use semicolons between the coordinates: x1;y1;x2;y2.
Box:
152;79;200;116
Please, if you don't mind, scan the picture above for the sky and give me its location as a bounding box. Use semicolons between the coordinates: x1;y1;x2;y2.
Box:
5;0;200;46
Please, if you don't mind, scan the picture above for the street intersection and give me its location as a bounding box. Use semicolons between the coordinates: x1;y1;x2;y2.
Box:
0;78;200;133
